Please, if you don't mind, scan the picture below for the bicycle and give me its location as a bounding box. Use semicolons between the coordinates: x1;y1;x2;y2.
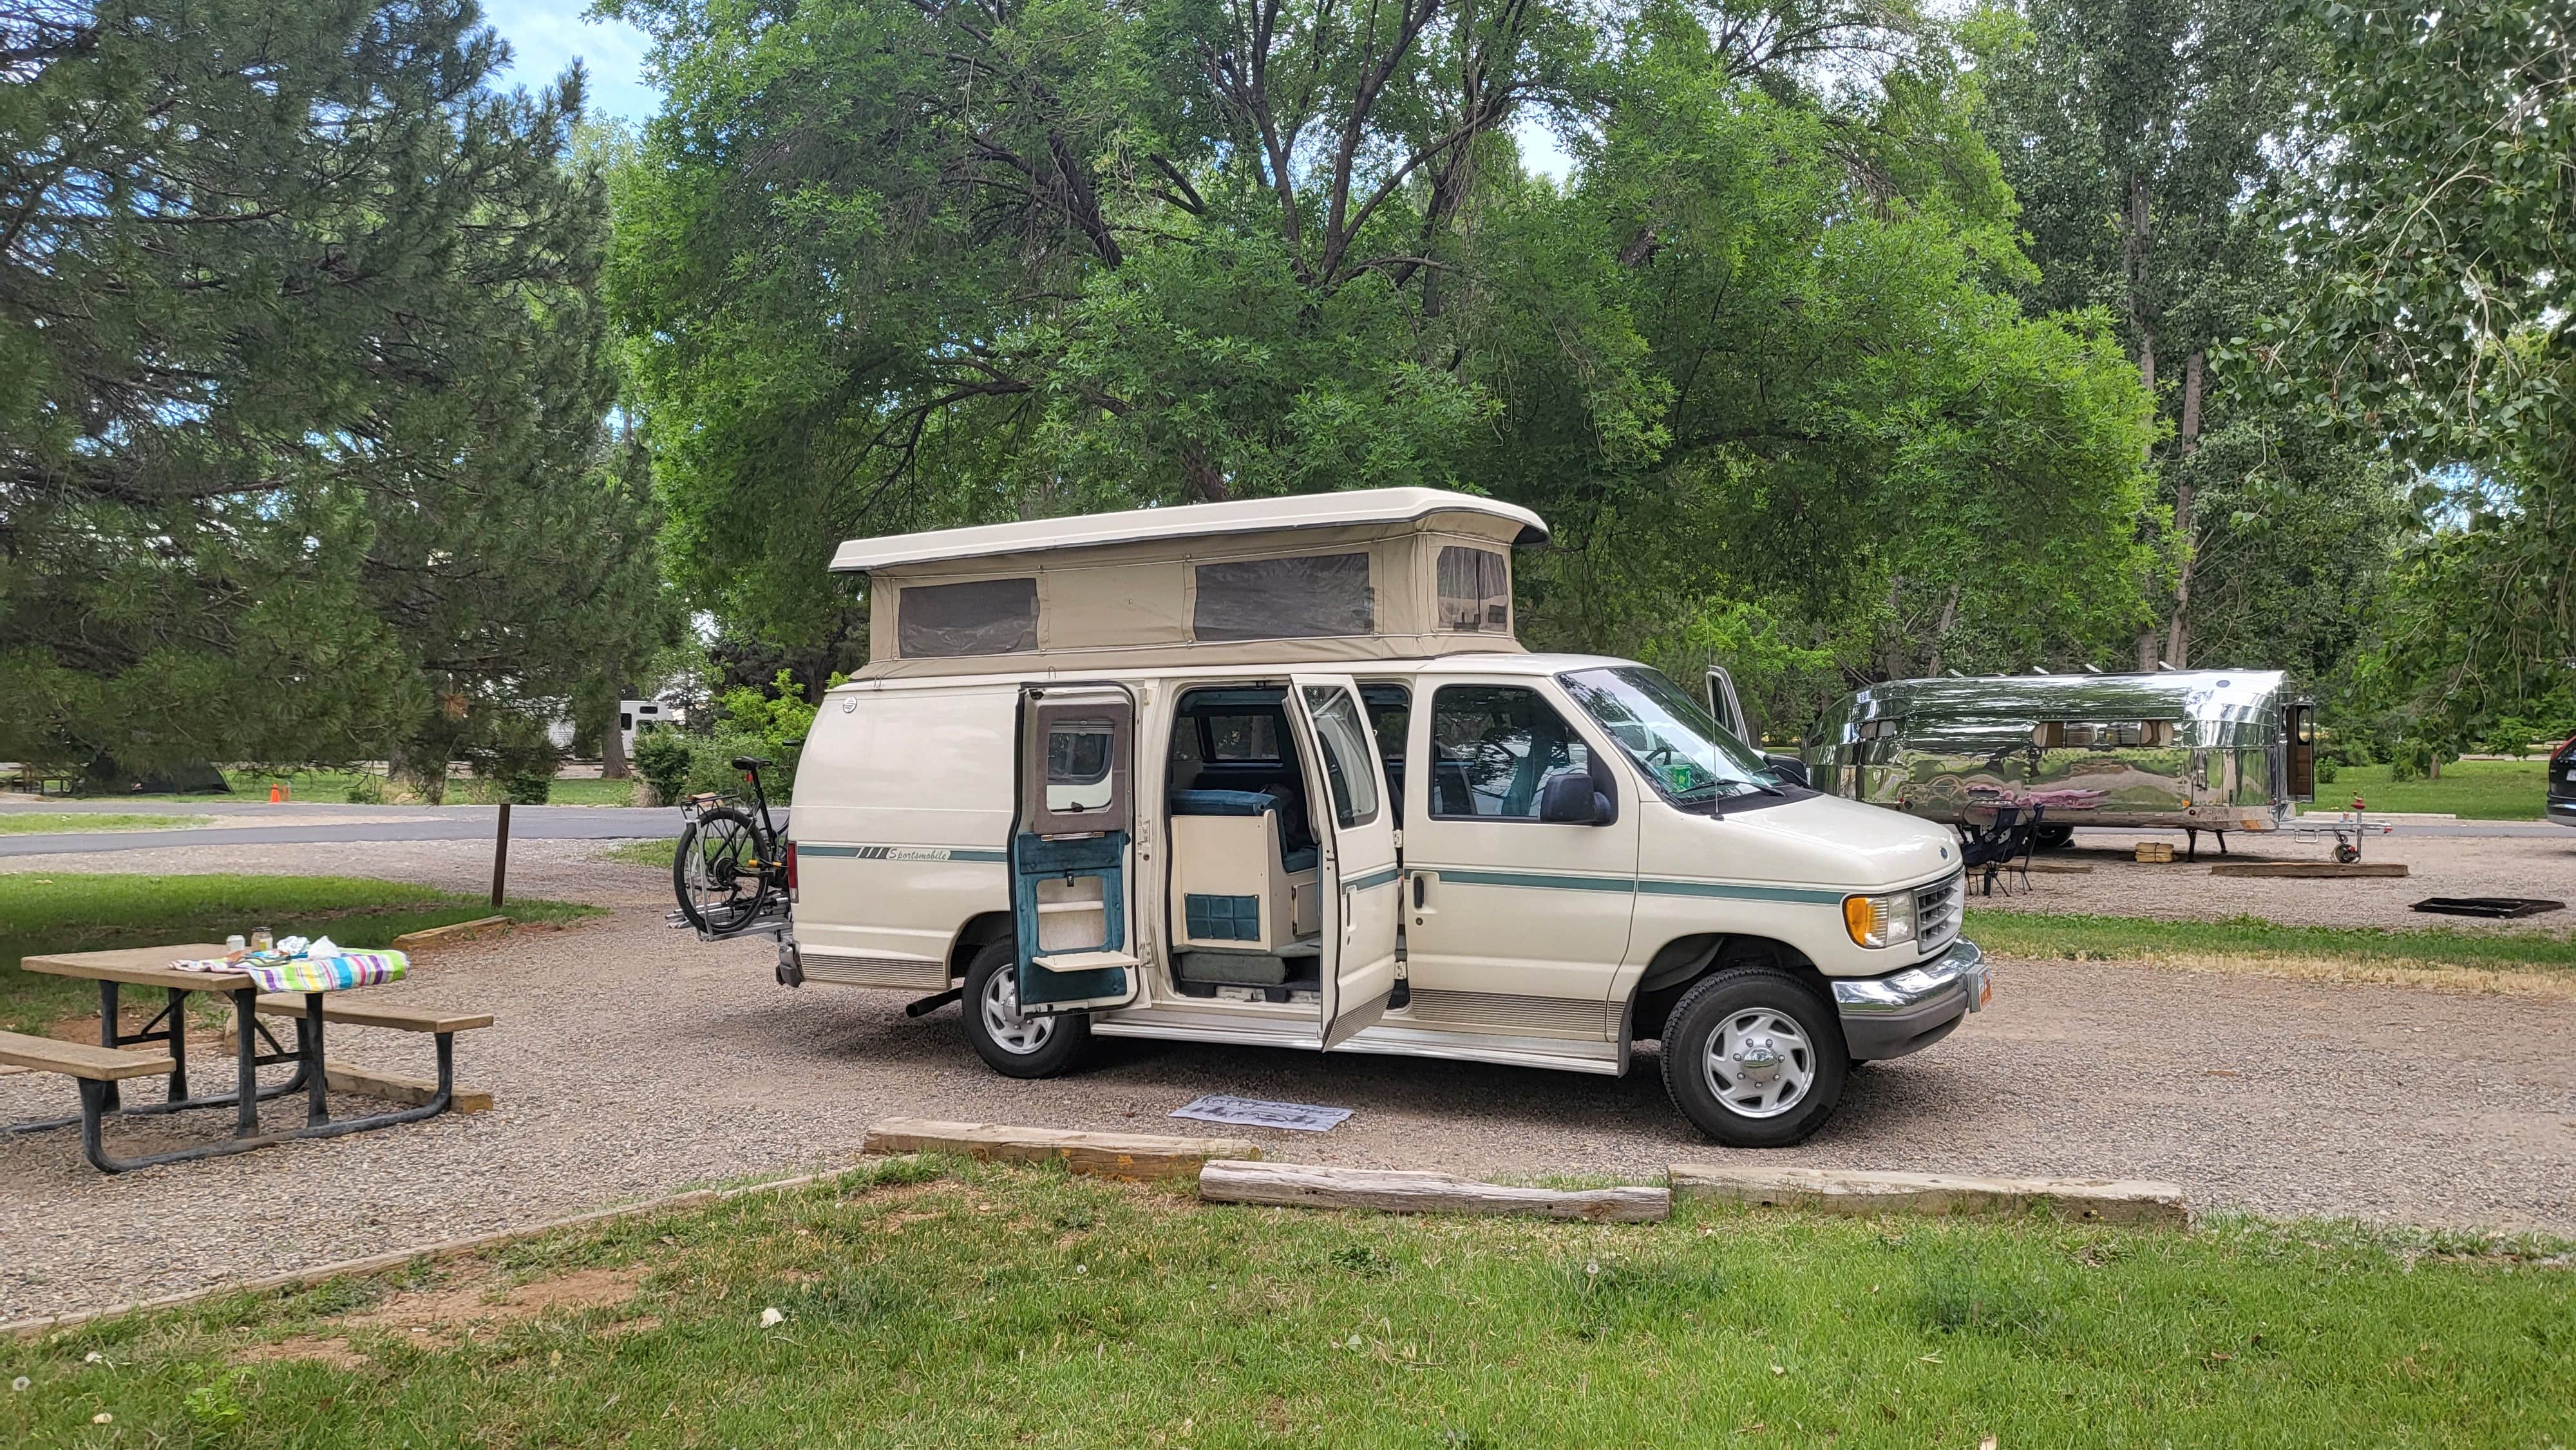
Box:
672;754;792;937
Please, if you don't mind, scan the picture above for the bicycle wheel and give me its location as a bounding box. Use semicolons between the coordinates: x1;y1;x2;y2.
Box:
675;805;772;934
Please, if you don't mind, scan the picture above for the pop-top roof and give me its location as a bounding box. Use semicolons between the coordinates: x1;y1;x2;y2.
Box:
829;487;1548;574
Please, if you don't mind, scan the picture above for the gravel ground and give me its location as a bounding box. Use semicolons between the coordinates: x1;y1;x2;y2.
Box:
1985;829;2576;934
4;834;2573;1325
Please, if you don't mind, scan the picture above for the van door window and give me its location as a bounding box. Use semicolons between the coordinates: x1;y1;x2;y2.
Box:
1300;686;1381;828
1045;721;1117;815
1427;685;1591;820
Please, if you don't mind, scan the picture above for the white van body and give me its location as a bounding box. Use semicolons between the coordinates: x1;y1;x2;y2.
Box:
780;491;1988;1145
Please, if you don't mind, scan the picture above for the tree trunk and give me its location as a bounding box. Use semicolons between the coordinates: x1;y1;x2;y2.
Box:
1926;583;1960;678
601;704;629;780
1180;442;1227;502
2136;626;2161;673
2164;349;2206;670
1880;577;1906;680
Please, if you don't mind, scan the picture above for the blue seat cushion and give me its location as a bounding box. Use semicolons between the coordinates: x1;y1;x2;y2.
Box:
1168;789;1277;817
1280;846;1319;874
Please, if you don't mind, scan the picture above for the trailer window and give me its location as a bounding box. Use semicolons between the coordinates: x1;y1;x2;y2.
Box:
2036;720;2175;749
897;577;1038;657
1435;547;1511;632
1192;554;1374;641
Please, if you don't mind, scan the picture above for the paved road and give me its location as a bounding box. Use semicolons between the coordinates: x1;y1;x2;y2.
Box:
0;803;692;858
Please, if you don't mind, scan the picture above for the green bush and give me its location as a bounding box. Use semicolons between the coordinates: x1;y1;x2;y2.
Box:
634;728;694;804
503;771;553;805
342;773;390;804
2315;758;2339;785
683;728;782;802
2388;739;2434;782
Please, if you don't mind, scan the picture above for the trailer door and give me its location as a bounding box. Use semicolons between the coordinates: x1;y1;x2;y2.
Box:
1287;675;1400;1048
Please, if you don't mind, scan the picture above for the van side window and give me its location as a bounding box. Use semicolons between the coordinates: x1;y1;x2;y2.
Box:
1434;547;1510;632
1301;685;1381;829
897;577;1038;656
1202;714;1282;761
1192;554;1374;641
1427;685;1591;820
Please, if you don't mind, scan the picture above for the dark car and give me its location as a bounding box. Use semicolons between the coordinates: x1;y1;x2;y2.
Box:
2552;736;2576;827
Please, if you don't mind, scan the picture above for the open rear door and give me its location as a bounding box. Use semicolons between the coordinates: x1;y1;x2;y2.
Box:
1706;666;1752;742
1286;675;1400;1048
1011;686;1142;1014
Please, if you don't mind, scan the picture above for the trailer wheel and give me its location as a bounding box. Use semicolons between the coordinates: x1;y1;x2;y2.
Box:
2033;824;2076;851
1661;968;1848;1148
961;940;1091;1078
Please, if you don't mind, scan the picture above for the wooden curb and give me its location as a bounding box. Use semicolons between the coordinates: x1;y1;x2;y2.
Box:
390;915;512;950
1199;1160;1669;1222
325;1062;494;1115
2208;862;2409;878
863;1117;1258;1180
0;1162;858;1341
1669;1164;2188;1227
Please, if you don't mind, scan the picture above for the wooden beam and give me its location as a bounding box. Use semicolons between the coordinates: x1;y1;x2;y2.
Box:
1198;1160;1669;1222
323;1062;493;1115
2208;862;2407;878
1669;1164;2186;1227
862;1118;1260;1180
390;916;512;950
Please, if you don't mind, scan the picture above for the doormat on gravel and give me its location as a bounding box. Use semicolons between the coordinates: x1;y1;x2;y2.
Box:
1173;1095;1352;1132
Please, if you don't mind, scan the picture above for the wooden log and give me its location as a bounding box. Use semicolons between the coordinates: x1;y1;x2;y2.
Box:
1198;1160;1669;1222
2208;862;2407;878
1669;1164;2186;1227
389;915;511;950
324;1062;494;1115
862;1118;1259;1180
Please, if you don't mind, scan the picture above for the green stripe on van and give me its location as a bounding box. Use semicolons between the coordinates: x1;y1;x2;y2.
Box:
1438;868;1636;894
1342;865;1401;894
1434;867;1841;906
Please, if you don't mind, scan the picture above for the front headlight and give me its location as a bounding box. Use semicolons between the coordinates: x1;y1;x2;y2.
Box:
1842;889;1917;949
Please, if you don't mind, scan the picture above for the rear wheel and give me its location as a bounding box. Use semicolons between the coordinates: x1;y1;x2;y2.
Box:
674;805;773;935
2033;824;2076;851
961;939;1092;1078
1661;967;1848;1147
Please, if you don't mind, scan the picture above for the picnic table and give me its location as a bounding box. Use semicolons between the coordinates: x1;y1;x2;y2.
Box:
0;944;485;1172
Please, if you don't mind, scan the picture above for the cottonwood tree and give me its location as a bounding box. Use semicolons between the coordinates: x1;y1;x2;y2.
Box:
607;0;2155;717
0;0;674;780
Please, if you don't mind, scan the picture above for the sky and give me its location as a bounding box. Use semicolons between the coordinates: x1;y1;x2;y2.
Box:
480;0;1574;176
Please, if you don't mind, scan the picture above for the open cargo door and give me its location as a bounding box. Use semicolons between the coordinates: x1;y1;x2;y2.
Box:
1285;675;1400;1048
1011;686;1142;1013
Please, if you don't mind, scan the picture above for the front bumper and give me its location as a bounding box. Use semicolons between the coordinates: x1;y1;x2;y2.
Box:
1832;939;1987;1062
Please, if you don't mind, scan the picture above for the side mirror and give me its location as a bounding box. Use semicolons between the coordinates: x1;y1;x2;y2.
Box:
1540;772;1614;825
1763;753;1810;787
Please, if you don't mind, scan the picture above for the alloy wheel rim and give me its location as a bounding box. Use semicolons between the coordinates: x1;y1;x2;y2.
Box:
981;966;1056;1055
1701;1008;1815;1118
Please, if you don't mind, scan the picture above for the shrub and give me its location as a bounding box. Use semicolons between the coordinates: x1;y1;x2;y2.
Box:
503;771;553;805
2388;739;2434;782
683;728;780;802
2314;758;2340;785
342;773;390;804
634;728;694;804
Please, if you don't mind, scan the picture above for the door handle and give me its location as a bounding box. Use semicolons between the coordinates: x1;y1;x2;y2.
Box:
1410;871;1435;923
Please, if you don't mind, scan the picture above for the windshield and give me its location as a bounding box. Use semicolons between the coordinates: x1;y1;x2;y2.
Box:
1560;666;1781;805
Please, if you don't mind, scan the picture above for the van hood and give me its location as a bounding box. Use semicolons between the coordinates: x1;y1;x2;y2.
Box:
1703;791;1960;888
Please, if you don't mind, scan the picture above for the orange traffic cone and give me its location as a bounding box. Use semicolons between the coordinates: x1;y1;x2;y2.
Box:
268;783;285;803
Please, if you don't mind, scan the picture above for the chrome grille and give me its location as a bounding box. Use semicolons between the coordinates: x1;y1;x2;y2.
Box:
1915;873;1963;956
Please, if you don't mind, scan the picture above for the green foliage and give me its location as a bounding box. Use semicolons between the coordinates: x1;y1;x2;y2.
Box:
0;0;680;778
2253;2;2576;738
605;0;2159;704
633;729;696;805
342;774;391;805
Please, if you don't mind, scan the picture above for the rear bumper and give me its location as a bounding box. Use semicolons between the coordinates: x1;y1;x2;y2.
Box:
1832;939;1987;1062
2550;798;2576;826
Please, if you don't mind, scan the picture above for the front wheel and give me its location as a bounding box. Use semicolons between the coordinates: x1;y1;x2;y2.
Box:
1661;967;1849;1147
960;941;1092;1078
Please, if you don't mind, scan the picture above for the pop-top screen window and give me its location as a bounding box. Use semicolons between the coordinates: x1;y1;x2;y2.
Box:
1436;547;1510;632
897;577;1038;657
1191;553;1373;641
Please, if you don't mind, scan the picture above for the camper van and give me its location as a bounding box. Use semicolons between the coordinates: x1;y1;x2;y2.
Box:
781;489;1987;1146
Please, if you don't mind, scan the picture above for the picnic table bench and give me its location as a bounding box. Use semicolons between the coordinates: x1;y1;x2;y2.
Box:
4;943;490;1173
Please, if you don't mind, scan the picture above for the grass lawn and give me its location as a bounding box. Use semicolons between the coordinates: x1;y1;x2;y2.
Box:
599;838;677;869
2302;758;2554;819
1968;909;2576;996
0;874;600;1034
0;813;209;834
5;1157;2568;1447
95;770;640;806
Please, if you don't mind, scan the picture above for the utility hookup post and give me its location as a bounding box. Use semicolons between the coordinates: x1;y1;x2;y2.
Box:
491;801;511;909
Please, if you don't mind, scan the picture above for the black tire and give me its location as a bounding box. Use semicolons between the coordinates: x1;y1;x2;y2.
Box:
674;805;773;935
960;939;1092;1078
2033;824;2076;851
1660;967;1849;1148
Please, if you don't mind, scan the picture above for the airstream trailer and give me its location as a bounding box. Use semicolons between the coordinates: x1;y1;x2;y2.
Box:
1786;670;2316;851
771;488;1991;1148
